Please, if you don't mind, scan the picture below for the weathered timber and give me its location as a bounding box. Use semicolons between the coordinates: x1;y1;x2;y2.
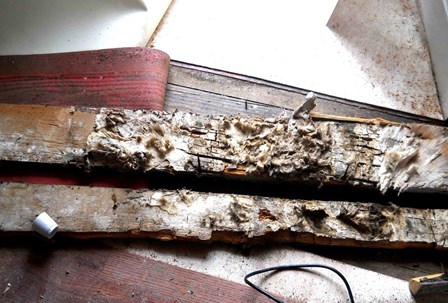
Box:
0;104;95;164
1;182;447;249
167;62;441;124
1;103;448;193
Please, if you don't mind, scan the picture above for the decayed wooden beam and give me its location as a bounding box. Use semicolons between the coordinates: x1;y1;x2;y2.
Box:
1;182;447;249
1;103;447;194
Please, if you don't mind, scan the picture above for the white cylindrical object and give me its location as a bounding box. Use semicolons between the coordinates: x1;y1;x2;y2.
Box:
32;212;59;239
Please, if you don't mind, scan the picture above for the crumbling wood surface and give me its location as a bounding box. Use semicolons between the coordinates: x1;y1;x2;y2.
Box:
1;103;447;194
1;182;447;249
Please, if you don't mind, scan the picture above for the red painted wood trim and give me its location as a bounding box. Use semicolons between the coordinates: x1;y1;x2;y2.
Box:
0;47;169;110
0;240;297;303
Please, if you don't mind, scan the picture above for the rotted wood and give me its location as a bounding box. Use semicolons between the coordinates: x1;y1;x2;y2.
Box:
1;182;448;249
1;103;447;194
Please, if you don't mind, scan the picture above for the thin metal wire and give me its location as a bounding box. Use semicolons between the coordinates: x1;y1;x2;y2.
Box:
244;264;355;303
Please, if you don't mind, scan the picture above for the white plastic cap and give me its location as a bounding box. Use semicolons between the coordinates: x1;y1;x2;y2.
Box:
32;212;59;239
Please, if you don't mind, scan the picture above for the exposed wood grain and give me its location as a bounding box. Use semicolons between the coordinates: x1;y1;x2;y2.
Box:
1;182;447;249
1;104;448;194
165;83;289;117
87;109;448;194
0;48;170;110
0;104;95;164
0;239;285;303
167;62;441;124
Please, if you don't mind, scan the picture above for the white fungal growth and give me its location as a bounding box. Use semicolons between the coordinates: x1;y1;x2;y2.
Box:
85;109;448;194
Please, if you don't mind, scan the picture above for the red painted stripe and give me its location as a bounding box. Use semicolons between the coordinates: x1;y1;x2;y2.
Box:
0;163;151;189
0;47;170;111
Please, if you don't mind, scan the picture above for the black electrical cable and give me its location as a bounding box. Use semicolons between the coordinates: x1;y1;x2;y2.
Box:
244;264;355;303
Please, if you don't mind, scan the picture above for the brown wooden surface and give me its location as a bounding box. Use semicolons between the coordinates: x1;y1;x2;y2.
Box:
2;58;447;303
0;103;95;164
166;62;445;125
0;48;169;111
0;238;291;303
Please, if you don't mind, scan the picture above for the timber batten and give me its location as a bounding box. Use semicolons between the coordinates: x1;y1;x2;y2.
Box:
87;108;448;194
1;103;447;194
1;182;447;249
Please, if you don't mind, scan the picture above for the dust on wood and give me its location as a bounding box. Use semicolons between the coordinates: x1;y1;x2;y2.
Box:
1;182;447;249
0;104;95;164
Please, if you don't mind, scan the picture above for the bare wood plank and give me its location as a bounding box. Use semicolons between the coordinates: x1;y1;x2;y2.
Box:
168;63;440;124
1;103;447;193
166;82;423;124
1;182;448;249
165;83;289;117
0;104;95;164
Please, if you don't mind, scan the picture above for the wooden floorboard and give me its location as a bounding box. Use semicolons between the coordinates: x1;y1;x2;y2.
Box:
165;83;288;117
0;239;291;303
167;62;444;124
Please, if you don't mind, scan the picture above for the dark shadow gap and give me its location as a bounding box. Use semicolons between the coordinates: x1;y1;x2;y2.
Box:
0;161;447;209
